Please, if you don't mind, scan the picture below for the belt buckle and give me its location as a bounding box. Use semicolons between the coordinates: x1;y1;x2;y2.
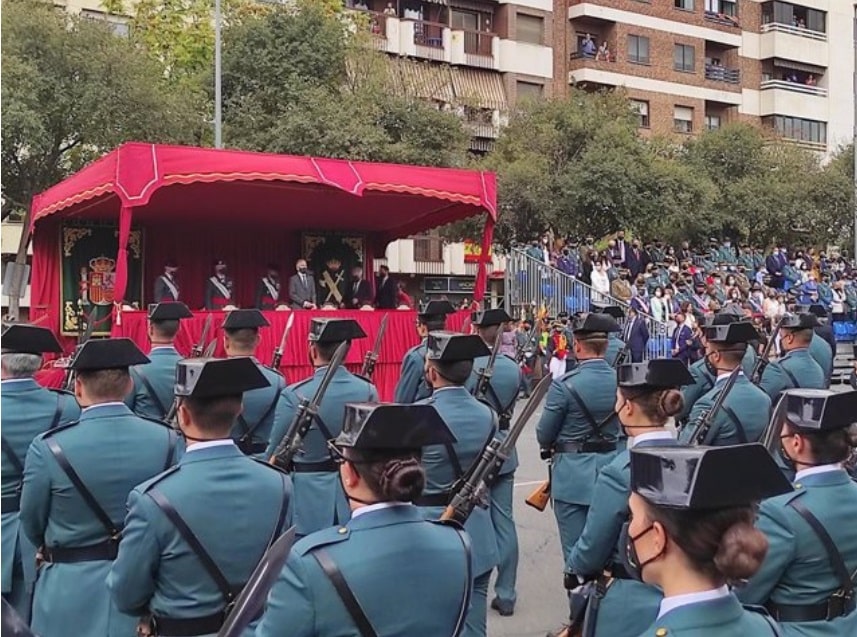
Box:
827;590;850;620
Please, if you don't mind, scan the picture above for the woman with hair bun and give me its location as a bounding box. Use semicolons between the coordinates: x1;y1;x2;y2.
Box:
554;360;694;637
625;443;792;636
255;403;472;637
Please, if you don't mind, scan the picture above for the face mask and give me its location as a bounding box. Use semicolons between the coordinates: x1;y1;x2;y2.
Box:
703;352;718;376
778;435;797;474
298;267;307;274
619;521;662;582
352;275;361;281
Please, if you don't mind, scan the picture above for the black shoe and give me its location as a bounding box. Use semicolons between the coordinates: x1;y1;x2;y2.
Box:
491;597;515;617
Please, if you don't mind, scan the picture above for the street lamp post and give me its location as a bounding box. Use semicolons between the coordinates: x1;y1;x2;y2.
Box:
853;4;856;259
215;0;222;149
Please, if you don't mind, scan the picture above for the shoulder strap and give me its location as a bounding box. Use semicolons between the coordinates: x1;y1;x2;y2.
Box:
1;436;24;475
45;438;121;538
49;393;65;430
164;429;178;471
781;366;800;390
131;368;169;419
428;521;473;637
788;498;854;597
713;405;748;444
237;390;280;442
313;548;379;637
148;487;238;605
560;383;601;433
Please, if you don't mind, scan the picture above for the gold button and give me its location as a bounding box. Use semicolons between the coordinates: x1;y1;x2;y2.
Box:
794;483;802;489
338;527;348;535
655;629;668;637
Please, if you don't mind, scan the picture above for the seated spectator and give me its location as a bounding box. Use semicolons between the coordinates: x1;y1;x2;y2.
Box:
805;74;817;86
580;33;596;58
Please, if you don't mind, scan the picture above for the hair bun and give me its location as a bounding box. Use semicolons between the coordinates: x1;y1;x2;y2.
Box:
657;389;685;419
379;458;425;503
713;521;768;581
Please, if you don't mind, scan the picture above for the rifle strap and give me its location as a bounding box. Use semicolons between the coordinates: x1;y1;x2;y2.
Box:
788;499;854;598
782;367;800;390
165;430;178;472
561;383;609;437
49;393;65;431
1;436;25;476
722;405;748;444
428;521;473;637
237;390;280;442
131;368;168;420
313;549;379;637
46;438;120;538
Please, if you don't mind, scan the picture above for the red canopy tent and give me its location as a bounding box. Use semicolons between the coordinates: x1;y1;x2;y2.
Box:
29;143;496;398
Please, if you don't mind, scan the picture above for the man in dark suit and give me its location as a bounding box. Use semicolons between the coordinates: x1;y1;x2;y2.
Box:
765;247;785;289
153;259;180;303
622;306;649;362
670;311;694;366
287;258;317;310
344;263;373;309
625;240;648;280
374;265;397;309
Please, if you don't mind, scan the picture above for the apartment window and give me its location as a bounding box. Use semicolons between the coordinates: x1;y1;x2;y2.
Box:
630;100;650;128
451;9;479;31
674;44;695;72
768;115;827;144
675;0;694;10
517;14;543;45
705;114;721;130
706;0;737;17
674;106;694;133
413;234;443;262
628;35;650;64
517;81;543;100
80;9;130;37
762;2;825;33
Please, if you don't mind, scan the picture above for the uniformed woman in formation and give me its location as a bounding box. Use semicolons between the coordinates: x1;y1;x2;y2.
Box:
563;359;693;636
625;444;791;636
255;403;472;637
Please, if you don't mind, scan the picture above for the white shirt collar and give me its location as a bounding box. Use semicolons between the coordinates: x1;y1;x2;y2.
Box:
795;464;842;482
81;401;126;413
657;586;731;619
185;439;236;453
150;345;177;352
432;386;466;395
350;501;410;520
629;430;675;449
1;378;36;385
716;370;744;382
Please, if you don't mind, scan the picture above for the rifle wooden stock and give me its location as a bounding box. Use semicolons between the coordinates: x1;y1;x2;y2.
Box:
525;479;551;512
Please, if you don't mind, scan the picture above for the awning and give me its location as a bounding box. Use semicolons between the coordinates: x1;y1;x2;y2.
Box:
388;58;508;111
452;67;508;111
773;58;825;74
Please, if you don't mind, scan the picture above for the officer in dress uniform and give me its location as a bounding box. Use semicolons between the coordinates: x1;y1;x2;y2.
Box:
798;305;834;386
680;322;772;445
626;445;791;637
254;263;283;310
563;359;692;637
737;389;857;636
536;312;622;562
466;308;523;617
760;313;826;401
108;357;293;637
126;302;193;421
153;259;180;302
393;300;456;403
596;305;627;367
1;325;80;622
222;309;286;457
267;319;378;537
19;339;178;637
204;259;234;311
255;403;471;637
415;332;499;637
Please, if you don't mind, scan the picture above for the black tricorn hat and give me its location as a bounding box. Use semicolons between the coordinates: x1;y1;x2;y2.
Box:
309;318;366;343
592;303;625;319
780;313;818;330
702;321;758;344
571;313;620;336
426;331;490;361
147;302;193;322
630;444;792;510
807;304;828;318
471;308;512;327
782;388;857;431
418;300;456;322
617;359;693;389
69;338;149;371
1;324;63;355
334;403;457;450
223;309;270;331
703;313;739;328
174;357;270;398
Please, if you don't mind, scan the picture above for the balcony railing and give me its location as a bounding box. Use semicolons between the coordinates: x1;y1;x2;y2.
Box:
462;29;494;68
760;79;828;97
413;235;444;262
411;19;445;60
466;121;499;139
760;22;827;42
704;64;740;84
569;50;616;63
704;11;739;28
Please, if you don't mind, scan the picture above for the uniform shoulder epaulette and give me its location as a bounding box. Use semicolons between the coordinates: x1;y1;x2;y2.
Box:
558;368;579;382
289;377;312;392
40;420;81;440
353;373;373;385
139;464;182;493
297;524;350;556
250;456;289;476
136;414;174;430
48;387;75;397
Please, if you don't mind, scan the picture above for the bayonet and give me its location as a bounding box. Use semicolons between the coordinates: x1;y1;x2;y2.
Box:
192;314;213;358
360;313;387;380
270;313;295;371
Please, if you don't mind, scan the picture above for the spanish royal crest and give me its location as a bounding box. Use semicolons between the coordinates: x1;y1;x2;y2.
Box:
86;255;117;306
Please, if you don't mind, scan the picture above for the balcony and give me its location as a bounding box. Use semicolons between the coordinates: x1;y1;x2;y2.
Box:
466;121;500;139
703;11;739;28
704;64;740;84
412;19;447;61
760;23;827;68
759;84;828;121
461;29;495;69
568;50;616;70
760;79;827;98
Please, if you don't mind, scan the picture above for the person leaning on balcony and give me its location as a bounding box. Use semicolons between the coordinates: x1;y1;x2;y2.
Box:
595;41;611;62
580;33;596;58
806;74;817;87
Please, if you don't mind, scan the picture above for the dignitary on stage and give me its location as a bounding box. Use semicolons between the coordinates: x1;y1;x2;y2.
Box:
108;357;293;637
344;263;373;309
255;264;284;311
255;403;471;637
125;302;193;421
1;325;80;622
204;259;234;311
153;259;180;303
288;259;317;310
20;339;178;637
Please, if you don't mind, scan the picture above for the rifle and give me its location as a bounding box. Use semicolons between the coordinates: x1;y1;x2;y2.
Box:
270;313;295;371
751;315;785;384
514;321;539;365
62;305;96;391
525;477;551;512
192;314;213;358
473;329;503;402
268;340;350;471
441;375;552;525
360;313;388;380
684;366;741;445
612;343;629;369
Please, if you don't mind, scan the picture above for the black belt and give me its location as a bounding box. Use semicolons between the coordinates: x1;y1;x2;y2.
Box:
414;492;451;507
498;419;511;432
292;459;339;473
766;597;856;622
236;440;268;456
608;563;633;580
151;610;225;637
554;440;617;454
43;539;119;564
2;494;21;513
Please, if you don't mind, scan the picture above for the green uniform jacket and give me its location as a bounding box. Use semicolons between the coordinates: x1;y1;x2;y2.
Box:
760;348;825;401
126;346;182;420
255;505;471;637
268;367;378;537
807;333;833;387
107;443;292;636
605;334;625;368
536;359;620;506
228;359;286;458
20;403;177;637
394;341;431;403
679;349;756;421
681;373;771;445
634;594;778;636
737;469;857;637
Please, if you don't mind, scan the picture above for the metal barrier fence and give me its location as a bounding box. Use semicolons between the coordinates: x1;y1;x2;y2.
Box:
504;248;671;360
